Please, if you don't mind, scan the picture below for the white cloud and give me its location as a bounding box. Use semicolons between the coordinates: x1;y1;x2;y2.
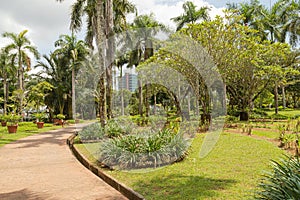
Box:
0;0;225;58
0;0;75;55
131;0;224;30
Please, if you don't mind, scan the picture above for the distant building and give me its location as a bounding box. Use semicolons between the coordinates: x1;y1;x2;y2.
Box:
119;72;138;92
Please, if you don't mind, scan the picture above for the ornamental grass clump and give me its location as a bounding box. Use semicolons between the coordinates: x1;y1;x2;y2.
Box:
79;123;105;141
254;156;300;199
98;129;190;170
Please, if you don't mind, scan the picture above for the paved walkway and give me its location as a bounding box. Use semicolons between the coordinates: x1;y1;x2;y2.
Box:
0;125;127;200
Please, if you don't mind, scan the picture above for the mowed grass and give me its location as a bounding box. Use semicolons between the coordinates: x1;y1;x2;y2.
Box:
76;132;285;199
265;109;300;118
251;129;279;139
0;122;63;147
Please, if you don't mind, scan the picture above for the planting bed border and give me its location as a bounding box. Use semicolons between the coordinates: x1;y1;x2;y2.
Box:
67;133;145;200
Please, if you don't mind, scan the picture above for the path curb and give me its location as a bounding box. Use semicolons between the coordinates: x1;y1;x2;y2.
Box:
67;133;145;200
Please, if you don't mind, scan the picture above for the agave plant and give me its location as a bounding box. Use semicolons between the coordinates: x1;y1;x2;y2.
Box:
254;156;300;199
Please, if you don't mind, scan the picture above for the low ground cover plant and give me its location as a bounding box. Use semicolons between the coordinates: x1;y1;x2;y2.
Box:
98;129;189;169
254;156;300;199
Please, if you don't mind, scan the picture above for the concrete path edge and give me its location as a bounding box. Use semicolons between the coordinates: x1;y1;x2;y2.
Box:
67;133;145;200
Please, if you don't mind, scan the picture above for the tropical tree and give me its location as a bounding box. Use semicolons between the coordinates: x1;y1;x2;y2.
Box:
0;48;16;115
53;34;88;119
128;13;168;117
58;0;135;126
26;80;54;112
35;54;70;118
171;1;210;31
2;30;40;115
228;0;300;113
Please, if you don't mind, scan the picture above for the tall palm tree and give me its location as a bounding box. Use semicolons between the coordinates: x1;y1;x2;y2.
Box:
3;30;40;115
58;0;135;125
128;13;167;117
171;1;210;31
53;34;88;119
0;48;17;115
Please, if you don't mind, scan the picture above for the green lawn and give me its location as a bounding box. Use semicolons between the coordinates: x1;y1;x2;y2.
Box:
265;109;300;118
252;129;279;139
76;132;285;199
0;122;63;147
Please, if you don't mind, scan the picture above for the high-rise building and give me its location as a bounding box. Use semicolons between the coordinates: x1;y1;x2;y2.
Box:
119;72;138;92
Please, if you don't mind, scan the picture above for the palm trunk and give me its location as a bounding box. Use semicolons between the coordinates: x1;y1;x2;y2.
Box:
18;49;23;116
72;67;76;119
95;0;106;127
119;67;125;116
138;79;143;117
105;0;114;119
3;71;7;115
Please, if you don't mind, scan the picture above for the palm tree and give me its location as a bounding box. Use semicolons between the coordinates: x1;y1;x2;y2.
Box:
53;34;88;119
3;30;40;115
0;48;17;115
227;0;267;39
171;1;210;31
58;0;135;126
35;54;70;117
128;13;167;117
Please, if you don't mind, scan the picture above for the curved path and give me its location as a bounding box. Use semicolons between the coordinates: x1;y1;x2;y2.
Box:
0;126;127;200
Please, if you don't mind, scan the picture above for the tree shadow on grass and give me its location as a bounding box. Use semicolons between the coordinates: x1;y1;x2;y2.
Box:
133;173;237;199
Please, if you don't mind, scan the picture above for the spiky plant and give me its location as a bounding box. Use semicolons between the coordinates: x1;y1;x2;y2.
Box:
254;156;300;199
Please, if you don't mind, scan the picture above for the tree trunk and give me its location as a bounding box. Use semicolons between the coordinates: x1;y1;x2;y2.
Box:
154;94;157;115
106;67;113;119
105;0;114;120
18;50;23;116
72;68;76;119
274;82;278;115
3;71;7;115
95;0;106;127
138;80;143;117
145;83;149;117
240;111;249;121
119;68;125;116
282;86;286;109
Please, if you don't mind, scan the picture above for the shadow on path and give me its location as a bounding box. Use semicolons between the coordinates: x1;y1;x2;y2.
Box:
0;189;53;200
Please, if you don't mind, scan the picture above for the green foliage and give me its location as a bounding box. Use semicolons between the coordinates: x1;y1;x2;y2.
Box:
98;129;189;169
250;109;269;119
6;114;21;125
105;119;127;138
271;114;289;120
79;123;105;141
56;114;65;120
0;115;8;122
78;119;134;141
254;157;300;199
225;115;239;123
33;113;47;122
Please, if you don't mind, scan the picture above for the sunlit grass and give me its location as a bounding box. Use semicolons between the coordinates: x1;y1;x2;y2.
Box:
252;129;278;139
265;109;300;118
76;132;285;199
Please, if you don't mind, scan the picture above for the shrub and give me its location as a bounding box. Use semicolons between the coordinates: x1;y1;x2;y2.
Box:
106;119;133;137
254;156;300;199
270;114;289;120
98;129;189;169
78;123;105;141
